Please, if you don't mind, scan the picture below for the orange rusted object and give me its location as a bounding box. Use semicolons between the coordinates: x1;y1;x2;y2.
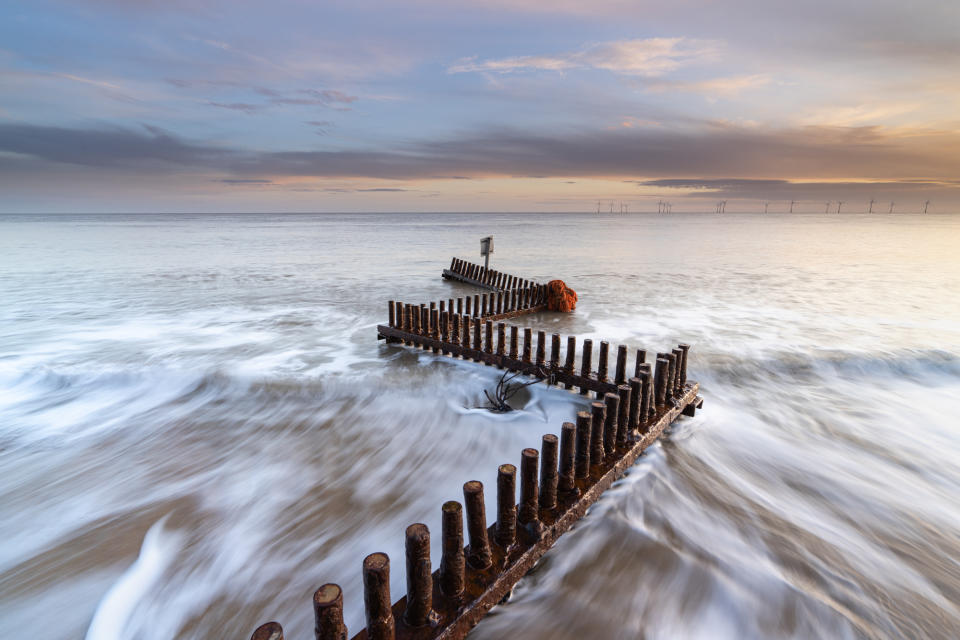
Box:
546;279;577;312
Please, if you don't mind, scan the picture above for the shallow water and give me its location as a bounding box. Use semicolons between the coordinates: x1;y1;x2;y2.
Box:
1;212;958;639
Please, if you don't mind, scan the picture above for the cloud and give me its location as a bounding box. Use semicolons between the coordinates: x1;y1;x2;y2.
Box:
633;177;958;201
3;121;959;192
0;123;234;168
448;37;719;77
206;101;261;113
216;178;273;184
645;74;770;97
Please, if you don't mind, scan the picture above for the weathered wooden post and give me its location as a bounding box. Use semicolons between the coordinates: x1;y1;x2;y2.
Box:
616;384;631;449
539;434;558;511
404;524;433;627
603;392;619;459
575;411;592;478
557;422;578;497
597;341;609;383
440;501;465;603
615;345;627;385
463;481;492;569
628;377;642;438
580;339;593;395
314;584;347;640
518;448;542;536
362;553;395;640
252;622;284;640
590;401;606;465
495;464;517;549
679;343;690;386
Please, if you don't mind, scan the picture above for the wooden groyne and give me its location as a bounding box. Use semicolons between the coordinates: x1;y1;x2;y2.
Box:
248;257;703;640
442;258;539;293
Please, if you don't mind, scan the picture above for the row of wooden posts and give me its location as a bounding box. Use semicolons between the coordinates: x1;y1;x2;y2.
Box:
442;258;539;292
381;301;689;403
390;286;546;328
251;342;698;640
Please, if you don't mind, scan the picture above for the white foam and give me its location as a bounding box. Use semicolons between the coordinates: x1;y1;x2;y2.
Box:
85;515;184;640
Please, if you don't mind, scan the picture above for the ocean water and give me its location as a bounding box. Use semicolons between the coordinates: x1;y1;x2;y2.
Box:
0;212;958;640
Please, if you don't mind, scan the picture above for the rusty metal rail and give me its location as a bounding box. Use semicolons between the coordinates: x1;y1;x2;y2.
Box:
442;258;538;292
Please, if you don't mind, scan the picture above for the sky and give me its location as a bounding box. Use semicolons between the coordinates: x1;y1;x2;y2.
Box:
0;0;958;213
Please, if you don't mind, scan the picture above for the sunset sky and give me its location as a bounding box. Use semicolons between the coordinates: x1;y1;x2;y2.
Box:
1;0;958;213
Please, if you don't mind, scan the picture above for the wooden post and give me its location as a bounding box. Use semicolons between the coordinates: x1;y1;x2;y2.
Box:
495;464;517;549
539;434;558;511
654;357;669;406
616;384;631;449
580;339;593;395
522;327;532;363
404;524;433;627
252;622;284;640
484;321;493;356
564;336;576;389
461;316;470;351
465;296;471;317
672;348;684;397
509;325;518;360
518;449;541;535
362;553;395;640
597;341;609;382
440;501;465;603
313;584;347;640
557;422;577;497
388;301;395;327
590;401;606;465
637;364;652;425
679;344;690;387
575;411;592;478
634;349;647;378
603;392;619;460
615;345;627;385
497;323;506;357
535;331;546;367
463;481;492;569
473;318;482;353
628;378;642;439
550;334;560;373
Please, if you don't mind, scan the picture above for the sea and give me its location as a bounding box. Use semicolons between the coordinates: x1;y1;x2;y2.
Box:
1;212;958;639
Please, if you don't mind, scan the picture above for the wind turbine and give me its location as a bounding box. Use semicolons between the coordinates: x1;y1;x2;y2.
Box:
609;202;614;214
764;202;769;214
837;201;843;214
868;198;875;213
889;201;895;213
597;200;601;214
923;199;930;213
789;199;796;213
825;201;831;214
722;200;727;213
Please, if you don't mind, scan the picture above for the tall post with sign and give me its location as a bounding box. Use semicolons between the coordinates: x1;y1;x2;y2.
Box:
481;236;493;271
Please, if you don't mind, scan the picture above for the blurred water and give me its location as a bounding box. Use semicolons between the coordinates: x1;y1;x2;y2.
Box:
0;212;958;640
